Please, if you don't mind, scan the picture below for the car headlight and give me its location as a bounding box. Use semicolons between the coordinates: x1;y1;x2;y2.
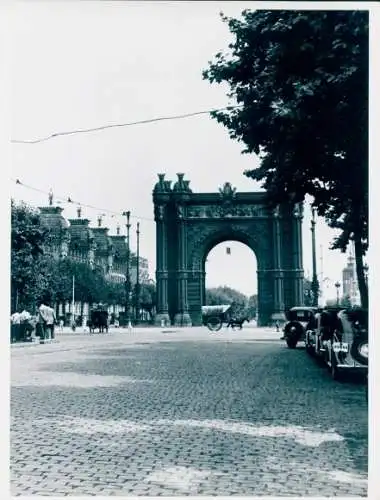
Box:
359;343;369;358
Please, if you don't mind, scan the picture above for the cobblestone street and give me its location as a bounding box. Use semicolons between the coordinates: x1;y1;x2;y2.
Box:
11;326;368;496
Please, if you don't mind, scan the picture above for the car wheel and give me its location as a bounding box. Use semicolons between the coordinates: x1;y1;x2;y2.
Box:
305;343;314;356
286;338;297;349
207;317;222;332
331;359;342;381
351;337;368;366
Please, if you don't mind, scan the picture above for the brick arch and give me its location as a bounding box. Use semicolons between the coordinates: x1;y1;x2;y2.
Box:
153;174;304;327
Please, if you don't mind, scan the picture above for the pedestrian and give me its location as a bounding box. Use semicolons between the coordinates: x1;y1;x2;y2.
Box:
59;318;64;332
275;320;280;332
38;299;57;341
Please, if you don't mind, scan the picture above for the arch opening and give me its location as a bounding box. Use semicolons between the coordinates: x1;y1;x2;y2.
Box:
204;240;258;322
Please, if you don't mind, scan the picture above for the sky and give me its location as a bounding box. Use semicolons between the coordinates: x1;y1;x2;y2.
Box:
10;1;368;303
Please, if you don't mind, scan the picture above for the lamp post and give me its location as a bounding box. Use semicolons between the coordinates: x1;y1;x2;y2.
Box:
71;275;75;328
135;222;140;323
363;264;368;287
310;207;319;306
335;281;341;306
123;211;132;330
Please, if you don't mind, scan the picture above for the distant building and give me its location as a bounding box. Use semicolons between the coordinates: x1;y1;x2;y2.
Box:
342;244;360;306
37;195;150;323
38;200;149;285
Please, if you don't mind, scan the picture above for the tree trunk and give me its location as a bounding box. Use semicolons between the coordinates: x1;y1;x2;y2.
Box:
354;234;368;309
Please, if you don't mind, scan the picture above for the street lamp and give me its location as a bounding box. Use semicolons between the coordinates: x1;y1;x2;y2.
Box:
335;281;341;306
310;207;319;306
123;210;132;330
135;222;140;323
363;264;369;287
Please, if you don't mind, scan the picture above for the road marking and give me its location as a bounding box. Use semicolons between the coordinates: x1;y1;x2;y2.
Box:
12;372;152;388
152;419;344;447
145;466;215;492
33;416;344;448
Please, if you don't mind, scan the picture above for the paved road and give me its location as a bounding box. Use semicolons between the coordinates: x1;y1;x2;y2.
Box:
11;326;368;496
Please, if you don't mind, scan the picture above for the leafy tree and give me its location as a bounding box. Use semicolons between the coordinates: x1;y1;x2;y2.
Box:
203;10;368;308
11;201;50;312
340;294;352;308
206;286;248;315
247;294;257;319
105;281;126;306
303;278;315;306
138;282;156;319
44;259;111;307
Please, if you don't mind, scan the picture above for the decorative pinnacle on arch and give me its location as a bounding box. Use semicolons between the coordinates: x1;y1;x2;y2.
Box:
173;173;192;193
153;173;172;193
219;182;236;201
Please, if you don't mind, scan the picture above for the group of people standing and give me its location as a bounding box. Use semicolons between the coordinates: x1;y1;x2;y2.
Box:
10;299;57;343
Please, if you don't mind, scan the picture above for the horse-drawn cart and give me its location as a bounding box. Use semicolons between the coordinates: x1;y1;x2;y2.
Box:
202;305;232;331
88;305;109;333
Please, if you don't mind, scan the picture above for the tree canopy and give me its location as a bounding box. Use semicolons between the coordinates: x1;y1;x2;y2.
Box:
206;286;248;315
11;200;136;313
203;10;368;308
11;201;49;311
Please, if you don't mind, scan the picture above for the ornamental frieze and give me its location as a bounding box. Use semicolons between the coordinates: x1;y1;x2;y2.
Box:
186;203;268;218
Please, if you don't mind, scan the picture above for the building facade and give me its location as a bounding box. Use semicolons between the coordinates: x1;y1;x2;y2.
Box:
38;196;150;323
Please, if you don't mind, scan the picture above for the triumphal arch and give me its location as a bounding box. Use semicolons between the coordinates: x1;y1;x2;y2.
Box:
153;173;304;327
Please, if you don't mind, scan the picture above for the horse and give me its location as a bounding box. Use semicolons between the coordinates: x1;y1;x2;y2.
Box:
88;310;109;334
226;317;250;330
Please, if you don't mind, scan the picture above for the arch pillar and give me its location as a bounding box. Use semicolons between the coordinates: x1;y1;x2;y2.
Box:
173;210;192;326
154;208;170;326
271;207;286;322
153;177;171;326
290;203;305;306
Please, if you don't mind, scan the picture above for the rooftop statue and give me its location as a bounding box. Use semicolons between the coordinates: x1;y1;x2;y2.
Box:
219;182;236;201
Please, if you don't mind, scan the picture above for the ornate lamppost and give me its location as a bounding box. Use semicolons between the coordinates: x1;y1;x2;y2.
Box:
311;207;320;306
335;281;341;306
135;222;140;323
123;211;132;329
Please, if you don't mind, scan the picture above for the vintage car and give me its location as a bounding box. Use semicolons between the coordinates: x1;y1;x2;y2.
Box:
305;308;341;357
283;306;318;348
306;307;368;380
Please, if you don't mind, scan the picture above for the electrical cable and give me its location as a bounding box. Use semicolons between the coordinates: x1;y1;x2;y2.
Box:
11;178;155;222
11;105;242;144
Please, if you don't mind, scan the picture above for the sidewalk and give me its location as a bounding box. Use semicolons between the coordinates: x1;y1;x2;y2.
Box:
10;325;285;349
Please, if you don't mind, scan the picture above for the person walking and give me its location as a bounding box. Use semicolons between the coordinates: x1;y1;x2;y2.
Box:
38;300;57;342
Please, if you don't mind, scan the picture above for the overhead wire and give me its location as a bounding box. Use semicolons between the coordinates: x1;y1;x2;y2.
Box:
11;104;243;220
11;178;155;222
11;105;242;144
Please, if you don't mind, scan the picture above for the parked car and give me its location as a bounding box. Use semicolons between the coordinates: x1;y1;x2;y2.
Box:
326;308;368;380
305;308;342;357
306;307;368;380
283;306;318;348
